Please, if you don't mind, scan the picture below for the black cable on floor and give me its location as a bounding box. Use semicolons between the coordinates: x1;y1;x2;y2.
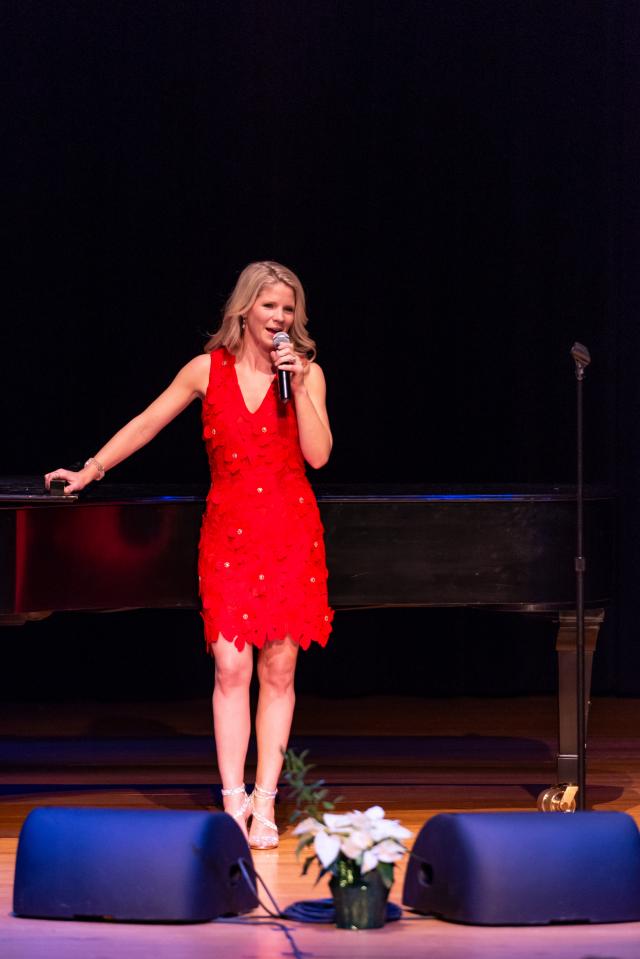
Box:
237;857;282;918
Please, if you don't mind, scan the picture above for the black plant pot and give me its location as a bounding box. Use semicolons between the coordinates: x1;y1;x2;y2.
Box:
329;869;390;929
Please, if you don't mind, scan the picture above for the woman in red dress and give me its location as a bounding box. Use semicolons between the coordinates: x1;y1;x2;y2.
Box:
45;261;333;849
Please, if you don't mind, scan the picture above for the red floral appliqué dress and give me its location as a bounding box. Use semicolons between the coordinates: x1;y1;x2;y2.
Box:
198;348;334;652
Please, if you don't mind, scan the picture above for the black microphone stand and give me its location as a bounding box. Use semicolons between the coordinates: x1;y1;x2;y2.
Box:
570;342;591;811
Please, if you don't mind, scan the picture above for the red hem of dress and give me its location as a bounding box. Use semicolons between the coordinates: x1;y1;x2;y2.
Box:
201;611;332;653
204;632;332;653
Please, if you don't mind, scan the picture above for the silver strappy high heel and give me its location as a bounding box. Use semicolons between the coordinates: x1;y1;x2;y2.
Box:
249;784;279;850
221;784;252;832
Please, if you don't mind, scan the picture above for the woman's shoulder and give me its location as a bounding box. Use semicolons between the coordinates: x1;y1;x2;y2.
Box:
193;347;234;395
305;359;326;382
191;352;213;369
190;348;230;374
183;352;212;379
205;346;233;367
172;352;213;400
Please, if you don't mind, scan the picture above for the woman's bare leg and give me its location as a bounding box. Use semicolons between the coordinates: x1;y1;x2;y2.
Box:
211;635;253;836
250;637;299;844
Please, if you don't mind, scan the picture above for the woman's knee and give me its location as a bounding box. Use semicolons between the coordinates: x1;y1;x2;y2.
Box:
258;645;297;696
213;637;252;692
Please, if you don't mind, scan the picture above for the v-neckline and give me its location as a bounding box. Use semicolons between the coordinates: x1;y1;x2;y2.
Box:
230;353;275;416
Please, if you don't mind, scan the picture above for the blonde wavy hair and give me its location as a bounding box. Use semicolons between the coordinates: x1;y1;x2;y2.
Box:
205;261;317;360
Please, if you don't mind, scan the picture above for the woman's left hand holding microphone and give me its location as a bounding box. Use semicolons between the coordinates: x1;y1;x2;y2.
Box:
270;341;308;393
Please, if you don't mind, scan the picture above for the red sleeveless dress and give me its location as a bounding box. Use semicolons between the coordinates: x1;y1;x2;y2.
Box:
199;348;334;651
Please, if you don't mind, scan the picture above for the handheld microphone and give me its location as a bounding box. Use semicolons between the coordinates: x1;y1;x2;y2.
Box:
272;331;292;403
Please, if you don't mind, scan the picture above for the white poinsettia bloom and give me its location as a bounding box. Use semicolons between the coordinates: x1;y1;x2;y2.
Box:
322;812;357;831
345;817;368;835
373;839;407;863
340;830;371;859
352;828;373;848
290;788;410;878
340;824;375;849
340;837;363;859
314;830;341;868
361;848;379;874
370;819;413;842
292;816;324;836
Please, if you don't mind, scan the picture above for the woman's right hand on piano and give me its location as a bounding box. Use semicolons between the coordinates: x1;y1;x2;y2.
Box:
44;467;93;495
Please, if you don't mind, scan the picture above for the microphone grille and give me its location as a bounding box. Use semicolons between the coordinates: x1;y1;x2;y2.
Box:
272;331;291;348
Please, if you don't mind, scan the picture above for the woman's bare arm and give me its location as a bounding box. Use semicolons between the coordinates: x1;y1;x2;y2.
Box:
45;353;210;493
270;339;332;469
290;362;333;469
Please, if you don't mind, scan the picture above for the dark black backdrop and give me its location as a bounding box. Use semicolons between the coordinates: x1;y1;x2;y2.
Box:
3;0;640;703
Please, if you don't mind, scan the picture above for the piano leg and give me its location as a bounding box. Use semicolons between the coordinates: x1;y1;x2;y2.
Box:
539;609;604;810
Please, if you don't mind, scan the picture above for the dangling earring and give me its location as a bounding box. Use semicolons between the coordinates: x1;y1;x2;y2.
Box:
240;316;246;332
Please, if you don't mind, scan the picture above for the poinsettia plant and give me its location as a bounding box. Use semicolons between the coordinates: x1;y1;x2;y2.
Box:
282;748;412;889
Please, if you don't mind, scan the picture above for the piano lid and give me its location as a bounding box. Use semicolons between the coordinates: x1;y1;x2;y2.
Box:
0;476;616;507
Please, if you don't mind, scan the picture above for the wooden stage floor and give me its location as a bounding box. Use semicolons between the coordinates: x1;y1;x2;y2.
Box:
2;694;640;957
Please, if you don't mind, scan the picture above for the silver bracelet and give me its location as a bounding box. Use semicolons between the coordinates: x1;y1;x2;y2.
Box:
84;457;106;480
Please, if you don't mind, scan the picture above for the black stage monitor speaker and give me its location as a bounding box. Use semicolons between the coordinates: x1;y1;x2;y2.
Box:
13;807;258;922
402;811;640;925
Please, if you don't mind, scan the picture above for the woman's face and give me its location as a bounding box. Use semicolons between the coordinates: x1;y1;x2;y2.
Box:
244;282;295;351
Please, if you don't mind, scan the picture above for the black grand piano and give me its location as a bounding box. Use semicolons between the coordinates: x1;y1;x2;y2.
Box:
0;477;614;810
